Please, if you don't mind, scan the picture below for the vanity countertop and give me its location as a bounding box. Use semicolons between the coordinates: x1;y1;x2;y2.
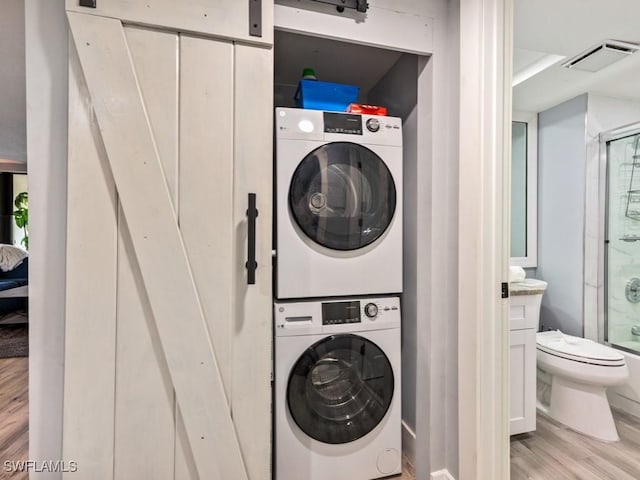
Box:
510;278;548;296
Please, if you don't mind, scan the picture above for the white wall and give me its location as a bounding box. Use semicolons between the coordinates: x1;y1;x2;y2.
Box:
0;0;26;165
411;0;459;477
274;0;433;55
368;52;420;444
25;0;67;477
438;2;459;476
537;94;587;336
364;2;459;477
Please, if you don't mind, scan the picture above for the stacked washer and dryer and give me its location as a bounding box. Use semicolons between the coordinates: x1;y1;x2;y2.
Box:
273;107;404;480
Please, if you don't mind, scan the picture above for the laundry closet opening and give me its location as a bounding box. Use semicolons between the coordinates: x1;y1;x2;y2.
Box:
273;27;427;479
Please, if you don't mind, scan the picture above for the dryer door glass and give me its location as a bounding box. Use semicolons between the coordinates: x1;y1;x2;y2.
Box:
287;334;394;444
289;142;396;251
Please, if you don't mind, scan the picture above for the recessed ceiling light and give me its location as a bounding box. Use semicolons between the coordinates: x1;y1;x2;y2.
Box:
561;40;640;73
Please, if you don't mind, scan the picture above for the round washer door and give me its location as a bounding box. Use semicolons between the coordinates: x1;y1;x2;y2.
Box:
289;142;396;251
287;334;394;444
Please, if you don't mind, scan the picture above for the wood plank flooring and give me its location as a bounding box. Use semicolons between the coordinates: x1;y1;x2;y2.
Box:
9;347;638;480
0;356;413;480
6;351;640;480
511;409;640;480
398;454;415;479
0;357;28;480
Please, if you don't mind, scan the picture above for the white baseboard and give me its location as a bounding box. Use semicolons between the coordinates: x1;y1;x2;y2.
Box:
431;469;456;480
402;422;455;480
401;420;416;466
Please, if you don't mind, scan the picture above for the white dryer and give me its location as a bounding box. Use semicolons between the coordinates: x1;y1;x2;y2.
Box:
274;296;401;480
275;107;403;299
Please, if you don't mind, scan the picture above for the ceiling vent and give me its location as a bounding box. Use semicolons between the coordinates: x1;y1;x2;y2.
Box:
561;40;640;72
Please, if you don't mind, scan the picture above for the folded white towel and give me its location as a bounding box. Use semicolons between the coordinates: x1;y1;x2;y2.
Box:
0;244;27;272
509;265;526;283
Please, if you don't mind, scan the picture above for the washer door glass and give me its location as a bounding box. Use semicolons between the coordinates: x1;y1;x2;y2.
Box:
289;142;396;251
287;334;394;444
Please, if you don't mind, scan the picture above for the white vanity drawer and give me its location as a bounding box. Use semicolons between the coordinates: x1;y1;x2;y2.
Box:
509;294;541;330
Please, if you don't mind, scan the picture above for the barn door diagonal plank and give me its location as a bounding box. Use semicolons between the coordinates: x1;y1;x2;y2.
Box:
66;11;248;480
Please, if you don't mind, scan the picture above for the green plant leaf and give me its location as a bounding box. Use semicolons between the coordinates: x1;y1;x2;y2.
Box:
12;192;28;250
14;192;27;209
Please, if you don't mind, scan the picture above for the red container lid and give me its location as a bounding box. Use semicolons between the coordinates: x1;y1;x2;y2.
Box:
347;104;388;116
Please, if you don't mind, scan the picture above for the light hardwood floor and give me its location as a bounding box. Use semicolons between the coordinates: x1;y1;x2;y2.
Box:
8;351;640;480
511;409;640;480
0;356;412;480
398;455;415;479
17;348;640;480
0;357;28;480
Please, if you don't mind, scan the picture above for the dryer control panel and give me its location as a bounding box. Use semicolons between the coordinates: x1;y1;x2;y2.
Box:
275;107;402;146
323;112;362;135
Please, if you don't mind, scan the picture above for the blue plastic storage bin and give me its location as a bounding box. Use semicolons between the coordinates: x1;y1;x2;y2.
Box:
294;80;359;112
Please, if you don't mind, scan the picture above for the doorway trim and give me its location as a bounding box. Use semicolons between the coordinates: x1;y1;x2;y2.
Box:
25;0;68;469
458;0;513;478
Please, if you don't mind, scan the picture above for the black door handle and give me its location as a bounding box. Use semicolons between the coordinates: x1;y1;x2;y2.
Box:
246;193;258;285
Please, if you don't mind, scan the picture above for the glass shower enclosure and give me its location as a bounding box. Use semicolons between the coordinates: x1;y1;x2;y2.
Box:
606;130;640;353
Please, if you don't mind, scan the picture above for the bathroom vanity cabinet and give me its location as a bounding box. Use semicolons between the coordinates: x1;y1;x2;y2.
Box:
509;282;546;435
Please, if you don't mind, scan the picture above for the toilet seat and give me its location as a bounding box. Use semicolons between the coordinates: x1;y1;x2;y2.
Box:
536;331;625;367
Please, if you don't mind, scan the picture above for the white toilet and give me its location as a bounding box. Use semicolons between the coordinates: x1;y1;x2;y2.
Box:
536;330;628;441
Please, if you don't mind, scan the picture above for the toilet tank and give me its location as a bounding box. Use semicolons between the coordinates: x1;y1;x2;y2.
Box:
509;279;547;330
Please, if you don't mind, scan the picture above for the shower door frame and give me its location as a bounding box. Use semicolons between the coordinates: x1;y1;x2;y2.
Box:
599;122;640;352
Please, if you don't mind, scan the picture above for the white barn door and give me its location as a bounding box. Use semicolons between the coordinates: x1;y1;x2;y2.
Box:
63;2;273;479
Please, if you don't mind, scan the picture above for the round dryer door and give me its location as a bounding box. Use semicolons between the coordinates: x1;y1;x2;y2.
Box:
287;334;394;444
289;142;396;251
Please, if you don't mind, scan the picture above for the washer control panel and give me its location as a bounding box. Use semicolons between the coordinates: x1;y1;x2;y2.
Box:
320;299;399;324
322;300;361;325
275;296;401;336
364;302;379;318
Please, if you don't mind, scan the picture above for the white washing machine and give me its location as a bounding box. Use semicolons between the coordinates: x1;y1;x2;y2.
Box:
274;296;401;480
275;107;403;299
